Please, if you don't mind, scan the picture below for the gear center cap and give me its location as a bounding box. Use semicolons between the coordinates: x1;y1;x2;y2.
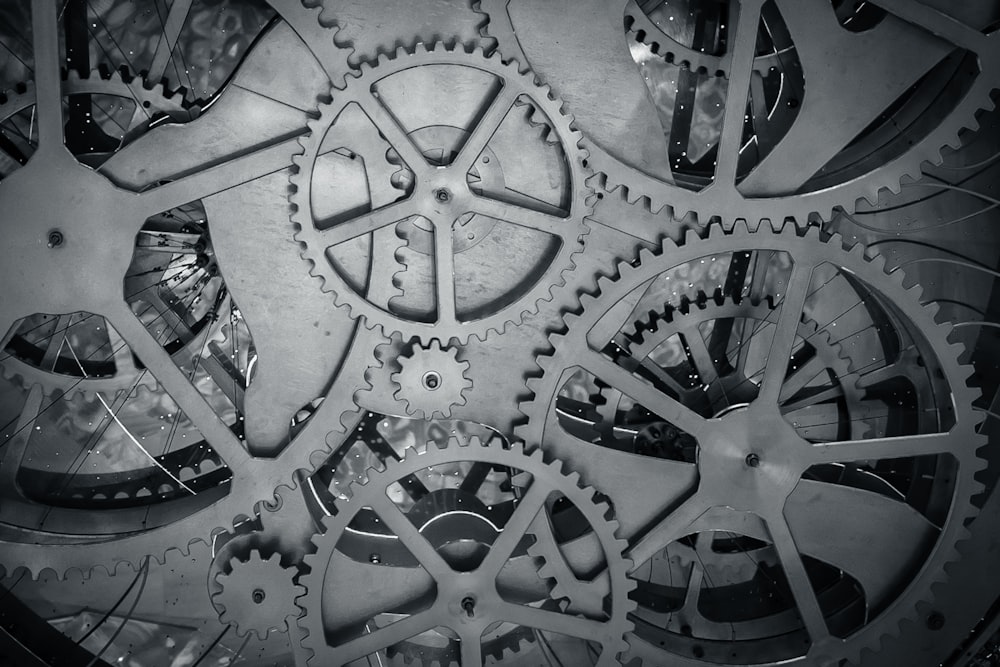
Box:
697;406;806;512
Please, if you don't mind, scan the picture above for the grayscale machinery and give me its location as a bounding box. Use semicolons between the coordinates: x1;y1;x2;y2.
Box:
1;1;999;665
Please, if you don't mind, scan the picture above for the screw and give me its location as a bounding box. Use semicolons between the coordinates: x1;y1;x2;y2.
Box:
251;589;266;604
369;553;381;564
461;597;475;618
745;453;761;468
927;611;945;631
434;188;451;203
47;230;64;248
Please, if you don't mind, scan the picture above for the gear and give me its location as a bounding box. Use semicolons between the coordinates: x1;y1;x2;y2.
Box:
211;548;304;641
518;222;986;665
486;0;1000;224
391;339;473;419
297;435;635;666
291;42;592;344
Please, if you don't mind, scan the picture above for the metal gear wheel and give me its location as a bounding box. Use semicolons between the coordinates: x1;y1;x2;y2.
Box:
297;435;636;666
391;339;473;419
211;547;305;641
518;222;986;665
485;0;1000;224
290;42;592;344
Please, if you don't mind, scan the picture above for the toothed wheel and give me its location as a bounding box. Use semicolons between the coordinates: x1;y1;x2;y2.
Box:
297;435;635;666
391;339;472;419
518;222;986;665
290;42;592;344
211;548;304;641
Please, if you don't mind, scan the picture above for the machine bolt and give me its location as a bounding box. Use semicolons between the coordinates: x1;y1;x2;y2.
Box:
461;597;475;617
251;589;266;604
47;230;64;248
745;453;761;468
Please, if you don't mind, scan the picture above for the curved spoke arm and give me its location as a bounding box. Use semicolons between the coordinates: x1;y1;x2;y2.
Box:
472;197;576;240
873;0;993;54
497;600;609;641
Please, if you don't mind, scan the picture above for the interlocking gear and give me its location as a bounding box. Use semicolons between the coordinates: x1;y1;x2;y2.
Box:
212;547;304;640
297;435;636;666
518;222;986;665
391;339;472;419
291;42;592;344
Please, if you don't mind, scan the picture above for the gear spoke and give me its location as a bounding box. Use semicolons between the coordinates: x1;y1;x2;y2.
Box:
337;609;438;664
626;495;707;571
433;219;458;323
134;138;301;218
454;84;521;174
873;0;993;54
808;430;957;464
367;491;454;581
473;196;575;240
29;0;63;152
758;262;813;405
107;307;246;464
459;628;484;666
777;352;828;404
580;348;706;438
366;91;435;181
766;513;831;645
480;480;549;578
496;600;607;641
320;198;414;247
712;0;765;186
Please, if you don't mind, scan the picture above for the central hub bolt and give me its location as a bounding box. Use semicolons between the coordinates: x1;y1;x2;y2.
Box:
745;453;761;468
251;588;266;604
434;188;451;203
422;371;442;391
47;230;64;248
461;597;475;618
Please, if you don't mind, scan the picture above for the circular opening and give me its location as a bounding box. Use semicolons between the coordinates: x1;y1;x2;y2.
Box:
251;588;266;604
422;371;442;391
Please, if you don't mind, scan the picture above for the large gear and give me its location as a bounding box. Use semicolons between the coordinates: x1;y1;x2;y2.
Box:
290;42;592;344
484;0;1000;224
391;339;473;419
518;222;987;665
297;435;636;666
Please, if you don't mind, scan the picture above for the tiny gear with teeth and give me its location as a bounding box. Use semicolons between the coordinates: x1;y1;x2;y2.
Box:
212;548;305;641
391;339;473;419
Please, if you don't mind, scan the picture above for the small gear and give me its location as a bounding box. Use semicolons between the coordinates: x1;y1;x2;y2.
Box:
291;42;592;345
297;435;635;666
391;340;472;419
211;548;304;641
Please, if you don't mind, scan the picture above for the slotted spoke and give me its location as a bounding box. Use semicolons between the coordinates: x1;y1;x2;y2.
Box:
453;84;521;174
758;262;813;404
368;492;454;581
580;348;706;438
766;514;830;643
